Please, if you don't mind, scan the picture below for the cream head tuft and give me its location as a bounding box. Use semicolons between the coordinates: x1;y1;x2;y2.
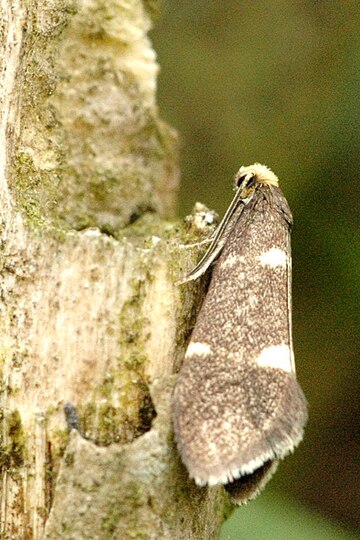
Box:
235;163;279;187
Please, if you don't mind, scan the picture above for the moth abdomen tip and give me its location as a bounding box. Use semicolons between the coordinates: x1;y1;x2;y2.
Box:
224;460;279;505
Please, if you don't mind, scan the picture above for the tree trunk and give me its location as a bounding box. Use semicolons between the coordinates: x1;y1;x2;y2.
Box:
0;1;229;538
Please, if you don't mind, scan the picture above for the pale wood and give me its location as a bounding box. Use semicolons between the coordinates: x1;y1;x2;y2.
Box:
0;0;229;538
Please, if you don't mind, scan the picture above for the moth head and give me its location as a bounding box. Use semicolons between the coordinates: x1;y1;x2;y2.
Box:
234;163;279;201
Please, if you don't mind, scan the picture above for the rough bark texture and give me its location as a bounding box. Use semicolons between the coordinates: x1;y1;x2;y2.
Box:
0;0;230;538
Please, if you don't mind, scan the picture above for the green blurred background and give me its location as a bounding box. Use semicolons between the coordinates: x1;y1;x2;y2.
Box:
151;1;359;537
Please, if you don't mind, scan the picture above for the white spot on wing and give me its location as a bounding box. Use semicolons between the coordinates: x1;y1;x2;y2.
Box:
256;344;292;372
259;247;287;268
186;342;212;358
221;254;245;269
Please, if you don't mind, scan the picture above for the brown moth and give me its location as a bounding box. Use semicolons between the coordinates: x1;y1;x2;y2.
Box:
173;164;308;504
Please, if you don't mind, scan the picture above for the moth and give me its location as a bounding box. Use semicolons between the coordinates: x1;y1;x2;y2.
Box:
173;163;308;504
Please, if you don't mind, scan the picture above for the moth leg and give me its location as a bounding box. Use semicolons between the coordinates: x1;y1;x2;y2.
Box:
177;237;213;250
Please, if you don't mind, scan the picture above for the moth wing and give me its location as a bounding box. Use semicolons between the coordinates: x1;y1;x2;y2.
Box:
173;188;307;503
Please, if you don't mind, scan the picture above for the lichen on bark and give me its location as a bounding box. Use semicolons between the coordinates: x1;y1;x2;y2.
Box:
11;0;178;232
0;0;230;538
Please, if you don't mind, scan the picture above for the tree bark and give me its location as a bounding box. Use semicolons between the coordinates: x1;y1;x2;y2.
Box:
0;1;229;538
